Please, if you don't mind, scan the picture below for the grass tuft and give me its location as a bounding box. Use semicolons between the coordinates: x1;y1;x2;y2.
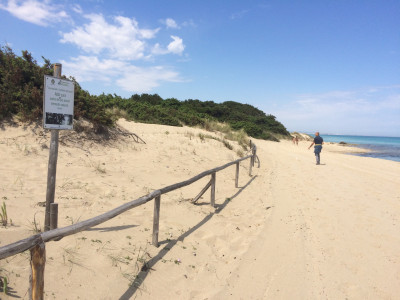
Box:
0;202;8;227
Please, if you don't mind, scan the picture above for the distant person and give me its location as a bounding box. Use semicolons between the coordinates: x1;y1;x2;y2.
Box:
294;136;299;145
308;132;324;164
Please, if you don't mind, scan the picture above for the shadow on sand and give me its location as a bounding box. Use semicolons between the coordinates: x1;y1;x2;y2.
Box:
119;175;258;300
85;224;138;232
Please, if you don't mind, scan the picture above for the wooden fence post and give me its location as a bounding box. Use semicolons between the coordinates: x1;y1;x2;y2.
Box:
44;130;59;231
249;155;253;176
252;147;256;167
44;63;62;232
235;162;239;188
210;172;216;207
50;203;58;230
152;195;161;247
29;241;46;300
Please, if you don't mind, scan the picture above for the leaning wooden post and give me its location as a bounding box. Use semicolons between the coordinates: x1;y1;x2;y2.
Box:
192;179;212;203
152;195;161;247
235;162;239;188
210;172;216;207
44;64;62;232
29;241;46;300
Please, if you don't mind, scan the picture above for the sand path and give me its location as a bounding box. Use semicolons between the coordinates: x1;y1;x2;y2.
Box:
212;140;400;300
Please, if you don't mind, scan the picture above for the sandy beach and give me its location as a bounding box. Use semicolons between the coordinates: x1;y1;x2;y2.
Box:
1;119;399;299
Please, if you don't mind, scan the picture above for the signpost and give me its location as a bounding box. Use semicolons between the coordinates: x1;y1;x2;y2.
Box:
43;74;74;130
43;64;74;231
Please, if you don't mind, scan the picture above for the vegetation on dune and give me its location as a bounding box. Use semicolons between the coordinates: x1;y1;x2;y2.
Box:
0;45;290;140
0;45;114;132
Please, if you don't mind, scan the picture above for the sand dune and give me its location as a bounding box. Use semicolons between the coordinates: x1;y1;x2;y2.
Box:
0;119;399;299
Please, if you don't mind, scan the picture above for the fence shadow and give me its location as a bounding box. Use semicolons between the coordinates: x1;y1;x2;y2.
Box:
1;286;21;299
85;224;138;232
119;175;258;300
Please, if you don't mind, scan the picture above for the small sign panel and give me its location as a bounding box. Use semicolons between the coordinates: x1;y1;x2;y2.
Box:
43;75;75;130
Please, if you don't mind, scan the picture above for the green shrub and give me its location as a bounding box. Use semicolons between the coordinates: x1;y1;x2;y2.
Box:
0;45;290;141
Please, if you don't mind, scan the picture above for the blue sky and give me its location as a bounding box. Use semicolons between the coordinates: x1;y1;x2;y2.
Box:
1;0;399;137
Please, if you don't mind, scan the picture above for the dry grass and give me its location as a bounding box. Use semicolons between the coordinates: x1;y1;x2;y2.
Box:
0;202;8;226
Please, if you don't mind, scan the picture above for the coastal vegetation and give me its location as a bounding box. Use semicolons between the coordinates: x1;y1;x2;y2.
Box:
0;46;290;141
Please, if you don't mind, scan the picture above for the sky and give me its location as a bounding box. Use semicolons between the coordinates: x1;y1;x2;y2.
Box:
0;0;399;137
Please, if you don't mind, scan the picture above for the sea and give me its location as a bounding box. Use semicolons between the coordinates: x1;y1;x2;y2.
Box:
315;134;400;162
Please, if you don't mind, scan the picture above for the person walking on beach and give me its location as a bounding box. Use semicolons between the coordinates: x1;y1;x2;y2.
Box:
308;132;324;164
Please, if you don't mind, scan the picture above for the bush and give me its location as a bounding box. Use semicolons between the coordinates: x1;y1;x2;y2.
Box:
1;45;291;141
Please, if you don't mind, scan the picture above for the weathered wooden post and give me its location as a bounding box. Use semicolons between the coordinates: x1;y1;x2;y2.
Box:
29;241;46;300
43;64;74;231
44;64;61;232
210;172;216;207
252;146;256;167
152;195;161;247
235;162;239;188
49;203;58;230
249;155;253;176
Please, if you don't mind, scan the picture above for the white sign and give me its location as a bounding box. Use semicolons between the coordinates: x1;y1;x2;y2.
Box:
43;75;75;130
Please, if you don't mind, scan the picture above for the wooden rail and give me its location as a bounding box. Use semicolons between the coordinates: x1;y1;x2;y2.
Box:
0;145;258;299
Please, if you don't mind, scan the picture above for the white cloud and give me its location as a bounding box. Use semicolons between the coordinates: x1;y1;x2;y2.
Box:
71;4;82;14
151;43;167;55
61;56;182;94
167;36;185;55
164;18;179;29
60;14;186;60
162;17;196;29
57;10;188;95
117;66;181;93
60;56;125;82
152;35;185;56
182;19;196;27
0;2;189;95
60;14;160;60
0;0;69;26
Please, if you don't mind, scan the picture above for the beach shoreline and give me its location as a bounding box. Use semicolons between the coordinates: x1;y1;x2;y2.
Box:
301;133;400;162
1;119;399;299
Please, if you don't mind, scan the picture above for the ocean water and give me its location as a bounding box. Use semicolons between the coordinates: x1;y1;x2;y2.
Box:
315;134;400;162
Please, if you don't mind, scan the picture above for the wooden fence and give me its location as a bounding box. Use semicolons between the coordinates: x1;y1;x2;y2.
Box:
0;144;259;299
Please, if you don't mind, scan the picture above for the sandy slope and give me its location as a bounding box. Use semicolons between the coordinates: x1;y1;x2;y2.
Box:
0;119;399;300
